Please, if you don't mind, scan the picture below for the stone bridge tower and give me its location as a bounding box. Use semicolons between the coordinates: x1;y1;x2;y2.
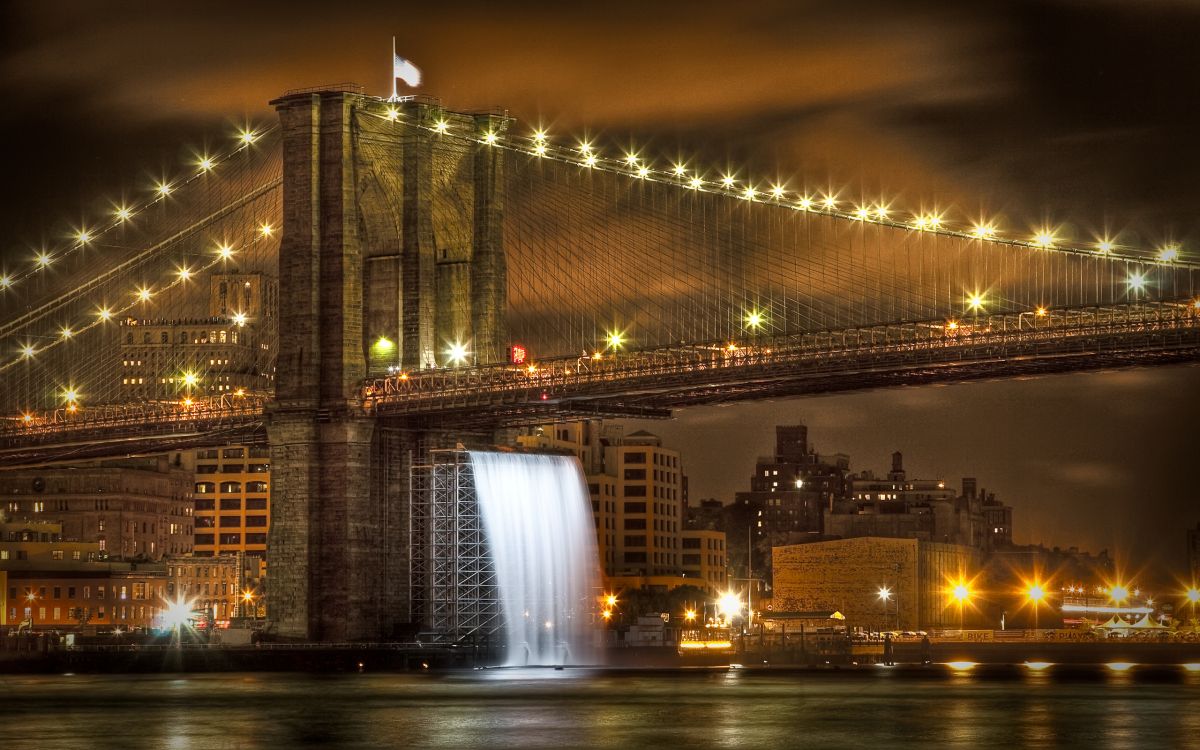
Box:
266;87;509;641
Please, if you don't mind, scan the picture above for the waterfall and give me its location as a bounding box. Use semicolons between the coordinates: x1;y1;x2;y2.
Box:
469;451;601;666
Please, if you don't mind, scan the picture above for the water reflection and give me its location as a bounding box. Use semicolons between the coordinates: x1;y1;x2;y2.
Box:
2;671;1199;749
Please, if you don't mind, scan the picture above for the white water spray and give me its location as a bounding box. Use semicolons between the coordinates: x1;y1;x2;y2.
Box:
469;451;600;666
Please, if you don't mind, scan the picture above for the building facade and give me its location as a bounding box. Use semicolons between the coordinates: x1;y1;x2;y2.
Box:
772;536;981;631
0;459;194;561
167;554;248;624
118;273;276;401
173;445;270;560
1;565;168;630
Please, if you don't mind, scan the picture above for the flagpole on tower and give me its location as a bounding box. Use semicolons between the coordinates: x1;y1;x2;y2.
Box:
390;36;397;101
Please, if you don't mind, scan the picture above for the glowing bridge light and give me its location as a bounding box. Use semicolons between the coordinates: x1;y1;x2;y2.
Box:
770;185;786;199
483;130;498;145
721;175;735;188
21;344;35;359
136;287;153;302
688;176;703;189
178;267;192;281
534;143;548;157
372;336;395;355
232;312;247;327
945;320;959;331
797;197;813;210
22;413;33;425
238;129;258;144
913;216;929;230
35;252;52;268
259;223;274;237
433;119;450;134
1158;244;1180;262
1126;272;1147;292
97;307;112;321
217;244;235;260
742;186;757;200
0;275;12;289
1035;306;1048;317
745;310;765;329
966;293;985;312
853;206;871;220
531;128;547;143
446;341;469;365
1097;240;1113;253
606;331;624;349
625;153;639;166
182;371;199;388
1024;661;1053;671
584;154;598;168
636;166;650;178
875;206;889;219
971;223;995;239
384;106;400;122
59;326;72;340
1033;231;1055;248
673;163;687;176
578;140;592;154
822;195;836;209
197;156;215;172
156;182;173;197
928;216;942;229
115;206;132;222
62;388;79;404
76;229;92;244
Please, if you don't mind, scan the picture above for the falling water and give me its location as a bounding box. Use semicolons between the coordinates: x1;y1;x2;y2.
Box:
469;451;601;666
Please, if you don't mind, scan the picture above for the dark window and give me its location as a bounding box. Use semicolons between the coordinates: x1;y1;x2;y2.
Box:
221;466;244;474
682;537;701;549
222;448;245;459
245;533;267;545
218;533;241;545
624;452;646;464
245;515;267;527
246;481;268;493
623;552;647;564
245;498;267;510
623;535;647;547
219;498;241;510
219;516;240;527
195;464;218;475
624;468;646;481
587;483;600;495
623;518;646;530
623;485;646;498
160;332;168;344
194;499;215;511
624;502;646;514
682;554;701;565
195;517;215;528
195;534;215;545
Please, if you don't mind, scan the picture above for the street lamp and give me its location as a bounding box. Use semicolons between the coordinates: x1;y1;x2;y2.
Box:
242;590;257;624
25;591;37;630
1109;584;1130;604
1186;587;1200;627
1026;583;1046;632
877;586;892;630
950;581;972;632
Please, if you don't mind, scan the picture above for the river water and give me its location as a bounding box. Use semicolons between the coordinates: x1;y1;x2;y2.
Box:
2;668;1199;749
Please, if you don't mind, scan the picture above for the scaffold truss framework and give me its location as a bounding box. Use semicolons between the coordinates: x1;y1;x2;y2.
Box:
409;449;502;644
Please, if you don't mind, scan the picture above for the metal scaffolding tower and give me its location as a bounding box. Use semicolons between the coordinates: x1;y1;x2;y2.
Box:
409;450;501;643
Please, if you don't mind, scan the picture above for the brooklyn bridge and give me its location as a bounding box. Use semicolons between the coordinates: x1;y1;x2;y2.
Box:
1;85;1198;640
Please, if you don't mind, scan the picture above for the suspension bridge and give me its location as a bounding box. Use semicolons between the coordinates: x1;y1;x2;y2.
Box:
1;84;1197;639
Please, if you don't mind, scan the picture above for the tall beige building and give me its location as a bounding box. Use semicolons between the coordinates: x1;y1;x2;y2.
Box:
518;421;727;593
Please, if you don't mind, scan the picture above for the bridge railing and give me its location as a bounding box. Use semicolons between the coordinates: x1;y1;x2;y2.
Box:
0;393;270;439
362;301;1200;412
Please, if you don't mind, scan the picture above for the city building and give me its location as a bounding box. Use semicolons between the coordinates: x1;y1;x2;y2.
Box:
0;518;168;631
772;536;982;631
518;421;725;592
172;445;270;560
118;272;276;401
827;455;1014;553
0;458;194;561
167;554;251;624
735;424;851;539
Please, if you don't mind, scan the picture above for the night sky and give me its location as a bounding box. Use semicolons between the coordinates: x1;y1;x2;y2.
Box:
2;1;1198;578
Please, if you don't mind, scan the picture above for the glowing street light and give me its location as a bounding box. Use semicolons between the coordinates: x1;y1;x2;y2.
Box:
949;579;972;631
1109;584;1130;603
1158;244;1180;262
385;106;400;122
684;609;697;622
966;293;985;312
606;331;624;350
1033;231;1055;248
1026;583;1047;631
717;591;742;620
745;310;764;330
878;586;892;602
604;594;618;608
1127;272;1147;293
446;341;469;366
1096;240;1113;254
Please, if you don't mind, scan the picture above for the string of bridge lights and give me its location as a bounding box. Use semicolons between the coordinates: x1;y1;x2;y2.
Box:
370;104;1198;269
0;126;276;294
